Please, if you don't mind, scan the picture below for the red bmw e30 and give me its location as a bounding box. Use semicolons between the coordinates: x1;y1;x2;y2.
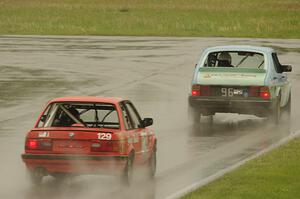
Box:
21;96;157;185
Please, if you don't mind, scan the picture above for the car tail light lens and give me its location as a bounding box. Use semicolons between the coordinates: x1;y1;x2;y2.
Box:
259;87;270;99
249;86;260;97
26;138;52;150
91;140;118;152
27;139;38;149
191;84;201;96
191;85;210;96
249;86;270;99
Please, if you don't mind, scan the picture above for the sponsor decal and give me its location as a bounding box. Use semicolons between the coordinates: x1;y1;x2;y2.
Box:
203;73;257;78
233;89;243;95
203;74;211;78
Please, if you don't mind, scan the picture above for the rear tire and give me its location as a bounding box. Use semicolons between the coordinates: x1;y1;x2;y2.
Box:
122;154;134;186
147;148;156;179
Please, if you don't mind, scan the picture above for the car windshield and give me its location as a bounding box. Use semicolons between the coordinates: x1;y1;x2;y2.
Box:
203;51;265;69
37;102;120;129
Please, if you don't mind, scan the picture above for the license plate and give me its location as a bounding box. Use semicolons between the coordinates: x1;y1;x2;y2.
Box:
53;140;89;153
221;87;245;97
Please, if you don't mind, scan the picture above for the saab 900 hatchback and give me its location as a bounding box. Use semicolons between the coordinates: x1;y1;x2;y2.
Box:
22;97;156;185
188;46;292;125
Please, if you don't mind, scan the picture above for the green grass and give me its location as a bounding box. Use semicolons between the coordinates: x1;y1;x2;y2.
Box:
0;0;299;38
182;137;300;199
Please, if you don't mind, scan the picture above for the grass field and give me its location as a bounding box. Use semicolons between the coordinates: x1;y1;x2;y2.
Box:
182;137;300;199
0;0;299;38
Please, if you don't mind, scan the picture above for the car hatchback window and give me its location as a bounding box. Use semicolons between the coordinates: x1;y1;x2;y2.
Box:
37;102;120;129
204;51;265;69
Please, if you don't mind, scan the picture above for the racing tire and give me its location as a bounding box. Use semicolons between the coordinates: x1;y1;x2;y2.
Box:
147;149;156;179
271;95;281;125
122;154;134;186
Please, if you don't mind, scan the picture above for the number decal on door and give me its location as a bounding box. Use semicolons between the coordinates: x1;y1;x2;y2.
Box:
97;133;112;140
221;88;234;97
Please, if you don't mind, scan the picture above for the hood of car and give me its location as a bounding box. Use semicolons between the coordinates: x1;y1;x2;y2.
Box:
196;67;266;86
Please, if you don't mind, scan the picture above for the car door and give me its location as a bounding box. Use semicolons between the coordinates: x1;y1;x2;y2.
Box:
122;101;149;163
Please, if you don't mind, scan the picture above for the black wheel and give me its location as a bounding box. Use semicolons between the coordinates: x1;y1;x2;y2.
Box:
147;149;156;179
122;154;134;186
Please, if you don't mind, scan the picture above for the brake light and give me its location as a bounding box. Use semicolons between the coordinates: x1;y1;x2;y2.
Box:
249;86;270;99
191;85;210;96
259;87;270;99
191;85;201;96
26;138;52;150
27;139;38;149
91;140;117;152
192;90;200;96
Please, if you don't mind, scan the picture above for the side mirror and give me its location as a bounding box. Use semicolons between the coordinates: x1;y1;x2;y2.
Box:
141;118;153;128
282;65;292;72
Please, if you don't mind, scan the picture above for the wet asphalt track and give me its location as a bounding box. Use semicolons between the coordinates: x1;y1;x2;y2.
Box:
0;36;299;199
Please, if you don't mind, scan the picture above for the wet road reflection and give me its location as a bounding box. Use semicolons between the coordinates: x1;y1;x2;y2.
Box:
0;36;299;199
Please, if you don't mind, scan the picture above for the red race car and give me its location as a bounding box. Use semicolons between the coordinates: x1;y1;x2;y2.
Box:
21;96;157;185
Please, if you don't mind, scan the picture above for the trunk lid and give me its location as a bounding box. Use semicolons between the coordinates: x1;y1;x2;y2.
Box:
28;128;117;154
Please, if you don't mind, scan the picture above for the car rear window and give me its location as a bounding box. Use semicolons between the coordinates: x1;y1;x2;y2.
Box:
37;102;120;129
204;51;265;69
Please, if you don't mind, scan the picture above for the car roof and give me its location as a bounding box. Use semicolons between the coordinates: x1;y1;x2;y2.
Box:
48;96;124;104
203;45;275;54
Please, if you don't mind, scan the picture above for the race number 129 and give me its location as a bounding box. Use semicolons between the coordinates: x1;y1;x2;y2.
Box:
97;133;112;140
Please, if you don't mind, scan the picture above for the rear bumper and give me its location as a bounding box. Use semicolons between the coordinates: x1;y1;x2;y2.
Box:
188;96;273;116
22;154;128;175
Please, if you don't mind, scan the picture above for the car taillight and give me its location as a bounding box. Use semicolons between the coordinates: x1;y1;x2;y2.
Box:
26;138;52;150
260;87;270;99
91;140;118;152
249;86;270;99
27;139;38;149
249;86;260;97
191;85;210;96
